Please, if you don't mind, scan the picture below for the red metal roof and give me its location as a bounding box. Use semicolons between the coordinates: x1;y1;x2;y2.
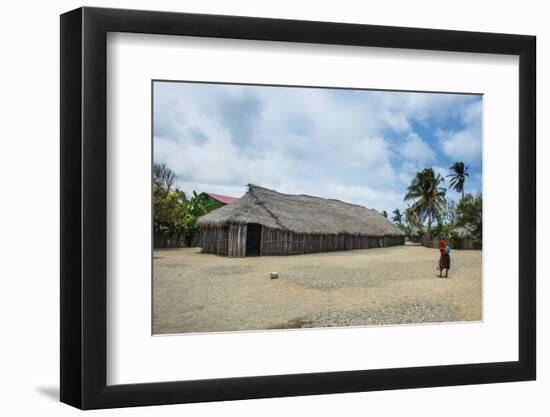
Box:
205;192;238;205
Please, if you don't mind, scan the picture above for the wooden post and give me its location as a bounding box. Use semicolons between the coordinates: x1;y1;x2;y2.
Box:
240;224;247;257
259;225;263;256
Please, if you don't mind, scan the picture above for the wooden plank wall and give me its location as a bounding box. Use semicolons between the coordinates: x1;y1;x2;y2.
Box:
261;227;404;255
227;224;247;257
200;225;404;256
199;226;228;255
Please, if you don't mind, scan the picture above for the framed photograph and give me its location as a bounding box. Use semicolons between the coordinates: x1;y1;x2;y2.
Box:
60;7;536;409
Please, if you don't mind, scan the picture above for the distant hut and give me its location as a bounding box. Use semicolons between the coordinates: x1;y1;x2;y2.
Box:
197;185;405;257
452;226;476;249
199;192;238;211
409;226;423;243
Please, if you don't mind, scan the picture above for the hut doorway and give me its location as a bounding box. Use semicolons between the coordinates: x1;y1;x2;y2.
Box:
246;223;262;256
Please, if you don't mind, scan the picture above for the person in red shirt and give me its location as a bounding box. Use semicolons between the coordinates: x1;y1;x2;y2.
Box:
439;237;451;277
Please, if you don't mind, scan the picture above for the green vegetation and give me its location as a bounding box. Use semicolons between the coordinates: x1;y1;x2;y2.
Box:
153;163;212;237
404;168;446;238
404;205;421;230
447;162;469;199
455;193;482;239
391;209;402;225
154;159;482;249
390;162;481;248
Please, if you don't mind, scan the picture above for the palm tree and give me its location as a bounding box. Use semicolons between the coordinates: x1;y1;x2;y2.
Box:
391;208;402;225
404;168;447;238
447;162;469;200
381;210;388;218
404;205;421;229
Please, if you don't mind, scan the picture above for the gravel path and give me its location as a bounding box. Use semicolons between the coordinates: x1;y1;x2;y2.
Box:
297;300;460;328
153;245;482;334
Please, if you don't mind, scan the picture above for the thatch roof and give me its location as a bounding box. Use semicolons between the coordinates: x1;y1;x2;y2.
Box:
453;225;475;238
197;185;405;236
410;225;423;236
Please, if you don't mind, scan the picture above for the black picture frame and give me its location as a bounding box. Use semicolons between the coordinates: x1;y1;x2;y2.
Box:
60;6;536;410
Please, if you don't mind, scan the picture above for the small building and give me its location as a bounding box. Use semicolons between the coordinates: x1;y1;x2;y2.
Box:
452;226;478;249
199;192;238;211
197;184;405;257
409;226;423;243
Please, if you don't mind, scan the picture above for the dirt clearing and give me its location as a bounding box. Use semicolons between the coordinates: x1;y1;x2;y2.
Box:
153;244;482;334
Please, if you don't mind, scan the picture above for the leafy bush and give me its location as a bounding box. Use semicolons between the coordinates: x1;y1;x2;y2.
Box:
153;163;213;237
456;193;482;239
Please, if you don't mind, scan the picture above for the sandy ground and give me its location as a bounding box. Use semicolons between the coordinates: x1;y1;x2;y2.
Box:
153;244;482;334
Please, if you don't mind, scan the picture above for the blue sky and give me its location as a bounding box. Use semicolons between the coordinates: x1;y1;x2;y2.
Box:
153;81;482;214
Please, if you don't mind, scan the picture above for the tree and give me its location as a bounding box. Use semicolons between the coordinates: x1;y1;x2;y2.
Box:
431;198;459;240
153;163;182;234
435;199;457;228
442;199;457;226
404;168;446;238
404;205;421;229
447;162;469;200
401;205;422;239
381;210;388;218
152;163;202;237
456;193;482;239
179;191;210;234
391;208;402;225
153;188;187;235
153;162;176;192
152;163;227;246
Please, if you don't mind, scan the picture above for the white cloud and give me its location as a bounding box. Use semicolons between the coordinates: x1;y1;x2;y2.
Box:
437;100;482;165
432;165;450;179
437;129;482;165
153;82;482;214
398;132;436;165
461;99;482;125
324;183;403;214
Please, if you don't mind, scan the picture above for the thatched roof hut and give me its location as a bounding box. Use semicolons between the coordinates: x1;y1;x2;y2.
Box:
410;226;423;236
453;225;474;238
408;225;423;243
197;184;404;257
452;225;480;249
